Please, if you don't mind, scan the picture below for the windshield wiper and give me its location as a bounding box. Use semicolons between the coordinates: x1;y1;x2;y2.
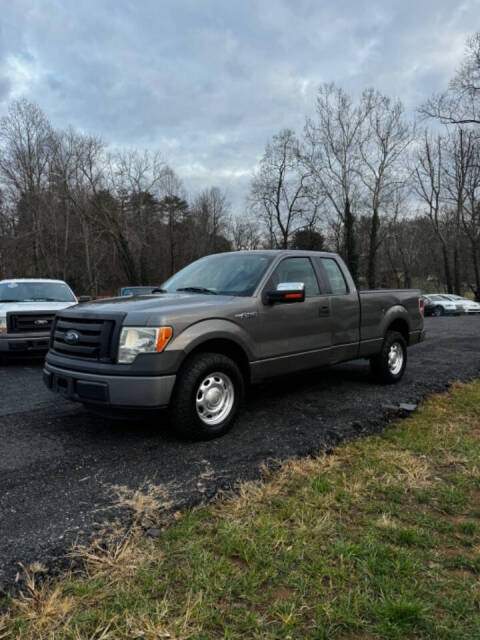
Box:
0;299;20;303
176;286;217;295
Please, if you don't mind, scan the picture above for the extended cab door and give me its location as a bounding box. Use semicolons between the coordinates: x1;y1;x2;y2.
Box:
313;256;360;363
254;256;333;378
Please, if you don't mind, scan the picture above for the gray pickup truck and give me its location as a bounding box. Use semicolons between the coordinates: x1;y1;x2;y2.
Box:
44;250;425;439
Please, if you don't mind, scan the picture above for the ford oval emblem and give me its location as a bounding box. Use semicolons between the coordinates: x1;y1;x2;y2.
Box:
64;330;80;345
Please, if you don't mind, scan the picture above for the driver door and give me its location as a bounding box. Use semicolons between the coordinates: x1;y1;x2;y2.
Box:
256;256;332;376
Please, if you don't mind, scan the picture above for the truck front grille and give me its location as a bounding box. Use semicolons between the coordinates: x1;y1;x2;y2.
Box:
51;314;124;362
7;312;56;333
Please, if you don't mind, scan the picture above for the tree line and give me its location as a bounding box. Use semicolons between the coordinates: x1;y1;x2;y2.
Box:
1;33;480;298
0;106;234;295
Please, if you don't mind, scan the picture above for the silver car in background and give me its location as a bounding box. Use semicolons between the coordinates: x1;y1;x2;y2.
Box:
441;294;480;314
423;294;460;316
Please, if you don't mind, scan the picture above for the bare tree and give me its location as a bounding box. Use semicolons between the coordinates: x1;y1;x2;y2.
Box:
229;214;262;250
0;99;54;275
463;161;480;299
0;190;15;278
159;194;189;276
111;149;168;283
414;132;454;292
249;129;312;249
421;33;480;126
61;132;109;294
303;84;373;282
447;129;480;299
442;128;477;293
382;192;424;288
359;91;413;288
192;187;230;254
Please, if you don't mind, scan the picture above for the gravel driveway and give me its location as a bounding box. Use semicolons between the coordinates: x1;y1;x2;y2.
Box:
0;316;479;590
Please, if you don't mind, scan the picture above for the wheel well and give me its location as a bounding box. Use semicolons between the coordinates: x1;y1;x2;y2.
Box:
387;319;409;345
185;339;251;383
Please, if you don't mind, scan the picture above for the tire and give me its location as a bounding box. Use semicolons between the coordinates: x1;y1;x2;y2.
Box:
168;352;244;440
370;330;407;384
433;305;444;317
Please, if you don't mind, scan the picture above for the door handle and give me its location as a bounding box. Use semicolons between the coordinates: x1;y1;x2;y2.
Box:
319;305;330;317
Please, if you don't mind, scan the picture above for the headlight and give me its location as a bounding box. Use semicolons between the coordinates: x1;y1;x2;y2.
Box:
118;326;172;364
0;317;6;334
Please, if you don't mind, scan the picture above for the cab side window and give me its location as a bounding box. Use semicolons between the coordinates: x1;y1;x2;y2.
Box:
320;258;348;295
265;257;320;298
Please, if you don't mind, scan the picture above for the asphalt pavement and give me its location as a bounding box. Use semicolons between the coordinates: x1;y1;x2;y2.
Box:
0;316;479;590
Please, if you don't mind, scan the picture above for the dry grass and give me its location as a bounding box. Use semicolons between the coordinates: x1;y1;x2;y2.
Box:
105;480;174;524
375;447;433;488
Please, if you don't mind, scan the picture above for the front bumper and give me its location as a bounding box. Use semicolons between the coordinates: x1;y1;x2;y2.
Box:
43;363;176;408
0;333;50;353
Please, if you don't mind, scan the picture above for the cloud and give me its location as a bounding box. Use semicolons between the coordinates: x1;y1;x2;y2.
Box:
0;0;478;210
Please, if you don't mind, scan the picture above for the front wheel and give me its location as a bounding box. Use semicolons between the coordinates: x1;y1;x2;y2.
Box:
168;352;244;440
433;305;444;317
370;331;407;384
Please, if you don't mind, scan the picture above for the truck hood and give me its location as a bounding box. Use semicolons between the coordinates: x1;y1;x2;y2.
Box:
77;293;236;314
66;293;246;327
0;301;77;315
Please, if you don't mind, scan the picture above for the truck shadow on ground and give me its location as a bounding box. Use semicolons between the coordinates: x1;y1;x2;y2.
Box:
248;361;373;402
59;361;373;444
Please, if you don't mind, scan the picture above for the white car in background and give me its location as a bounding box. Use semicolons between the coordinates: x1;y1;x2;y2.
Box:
441;294;480;314
423;294;460;316
0;279;78;357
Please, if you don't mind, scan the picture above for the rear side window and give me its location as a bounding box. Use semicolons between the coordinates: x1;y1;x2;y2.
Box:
320;258;348;295
265;257;320;298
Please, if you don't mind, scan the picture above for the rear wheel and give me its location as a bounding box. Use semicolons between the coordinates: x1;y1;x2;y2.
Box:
168;352;244;440
433;305;444;317
370;331;407;384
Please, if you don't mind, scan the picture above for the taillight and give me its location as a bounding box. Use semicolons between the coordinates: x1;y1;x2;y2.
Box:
419;297;424;317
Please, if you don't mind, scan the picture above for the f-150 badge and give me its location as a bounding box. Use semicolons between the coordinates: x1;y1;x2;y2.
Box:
234;312;258;320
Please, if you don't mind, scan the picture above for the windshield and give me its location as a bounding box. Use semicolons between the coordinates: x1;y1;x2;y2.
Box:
0;281;76;303
162;253;274;297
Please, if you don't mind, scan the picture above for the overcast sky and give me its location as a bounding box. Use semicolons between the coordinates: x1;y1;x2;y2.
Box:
0;0;478;211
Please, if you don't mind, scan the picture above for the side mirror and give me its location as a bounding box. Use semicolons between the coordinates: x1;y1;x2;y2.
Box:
77;295;91;303
266;282;305;304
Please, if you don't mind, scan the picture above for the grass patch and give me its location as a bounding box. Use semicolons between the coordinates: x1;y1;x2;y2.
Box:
1;381;480;639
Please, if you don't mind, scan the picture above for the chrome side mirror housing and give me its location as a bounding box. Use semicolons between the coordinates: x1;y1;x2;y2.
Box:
266;282;305;304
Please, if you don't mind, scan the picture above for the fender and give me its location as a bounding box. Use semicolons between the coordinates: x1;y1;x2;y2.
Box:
166;318;256;361
381;305;411;336
380;304;411;343
358;304;412;358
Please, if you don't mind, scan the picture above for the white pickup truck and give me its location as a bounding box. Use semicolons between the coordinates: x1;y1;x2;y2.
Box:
0;279;78;356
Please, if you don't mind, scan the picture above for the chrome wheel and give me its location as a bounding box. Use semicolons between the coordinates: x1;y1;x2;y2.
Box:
195;371;235;426
388;342;404;376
